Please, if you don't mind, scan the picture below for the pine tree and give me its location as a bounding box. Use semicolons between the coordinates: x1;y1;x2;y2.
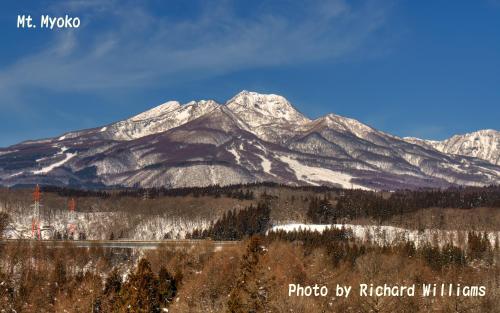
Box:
158;266;177;307
104;269;122;295
120;259;160;313
100;268;122;312
52;259;67;289
227;236;270;313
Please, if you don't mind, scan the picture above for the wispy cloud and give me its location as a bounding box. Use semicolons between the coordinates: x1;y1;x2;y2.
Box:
0;0;393;99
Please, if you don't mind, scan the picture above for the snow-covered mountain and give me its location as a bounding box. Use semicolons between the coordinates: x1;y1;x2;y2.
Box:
0;91;499;190
405;129;499;166
226;91;311;143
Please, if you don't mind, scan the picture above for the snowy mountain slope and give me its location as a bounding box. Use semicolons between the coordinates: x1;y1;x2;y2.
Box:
286;114;497;186
101;99;220;140
32;99;220;144
405;129;499;166
0;91;499;190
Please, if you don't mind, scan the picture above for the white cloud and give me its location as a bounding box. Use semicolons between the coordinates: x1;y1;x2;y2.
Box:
0;0;393;98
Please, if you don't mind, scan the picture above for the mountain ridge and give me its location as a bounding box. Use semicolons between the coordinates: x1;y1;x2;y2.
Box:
0;91;498;190
404;129;499;166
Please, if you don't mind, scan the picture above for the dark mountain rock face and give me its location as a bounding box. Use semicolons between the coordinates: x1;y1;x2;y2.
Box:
0;91;499;190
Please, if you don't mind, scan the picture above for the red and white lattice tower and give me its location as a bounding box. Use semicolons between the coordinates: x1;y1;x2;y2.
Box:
67;198;77;238
31;185;41;240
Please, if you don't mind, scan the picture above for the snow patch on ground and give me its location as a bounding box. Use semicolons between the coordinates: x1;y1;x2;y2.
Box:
279;155;369;190
4;211;123;240
253;143;274;176
227;147;241;165
33;152;77;174
7;171;24;178
258;154;273;175
2;209;210;241
0;150;17;156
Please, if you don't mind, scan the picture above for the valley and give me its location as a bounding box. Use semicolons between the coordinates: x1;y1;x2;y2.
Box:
0;183;499;312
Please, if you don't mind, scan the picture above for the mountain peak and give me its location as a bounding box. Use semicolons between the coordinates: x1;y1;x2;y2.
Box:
312;113;377;139
451;129;498;138
226;91;310;127
404;129;499;165
228;90;291;108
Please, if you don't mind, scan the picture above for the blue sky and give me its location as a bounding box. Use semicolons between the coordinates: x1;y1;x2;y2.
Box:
0;0;499;147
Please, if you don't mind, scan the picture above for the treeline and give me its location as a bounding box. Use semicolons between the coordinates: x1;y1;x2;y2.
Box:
267;228;497;270
33;181;343;200
267;227;353;246
187;202;271;240
41;184;255;200
18;184;500;210
41;185;111;198
267;227;364;266
308;186;500;223
120;186;255;200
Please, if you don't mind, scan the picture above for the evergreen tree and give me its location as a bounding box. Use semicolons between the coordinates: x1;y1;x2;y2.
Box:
100;268;122;312
227;236;270;313
158;266;177;307
120;259;160;313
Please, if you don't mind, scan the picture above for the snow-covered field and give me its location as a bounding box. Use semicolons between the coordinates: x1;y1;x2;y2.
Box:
131;216;209;240
270;223;500;248
3;210;210;241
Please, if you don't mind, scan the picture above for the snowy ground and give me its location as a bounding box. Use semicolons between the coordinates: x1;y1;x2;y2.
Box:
3;206;499;246
3;210;210;241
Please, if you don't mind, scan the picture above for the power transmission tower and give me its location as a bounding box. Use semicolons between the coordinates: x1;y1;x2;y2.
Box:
143;188;150;200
